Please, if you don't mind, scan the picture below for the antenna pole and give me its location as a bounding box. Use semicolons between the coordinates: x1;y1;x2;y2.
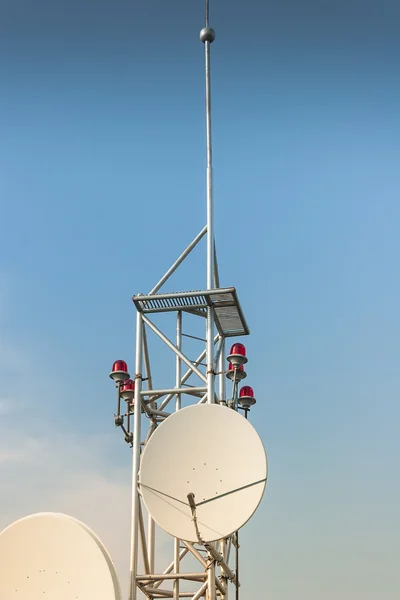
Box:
201;0;217;405
203;0;214;290
201;8;218;600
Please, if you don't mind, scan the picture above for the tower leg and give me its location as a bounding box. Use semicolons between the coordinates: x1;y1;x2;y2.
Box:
207;557;217;600
129;312;143;600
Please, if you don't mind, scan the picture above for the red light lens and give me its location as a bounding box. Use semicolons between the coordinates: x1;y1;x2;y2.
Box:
229;343;246;357
240;385;254;398
112;360;128;373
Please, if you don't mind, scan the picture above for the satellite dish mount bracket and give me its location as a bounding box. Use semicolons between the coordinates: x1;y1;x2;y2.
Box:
187;492;205;545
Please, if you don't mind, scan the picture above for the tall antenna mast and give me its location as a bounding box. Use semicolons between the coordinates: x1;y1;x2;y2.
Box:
201;0;217;406
203;0;215;291
108;3;266;600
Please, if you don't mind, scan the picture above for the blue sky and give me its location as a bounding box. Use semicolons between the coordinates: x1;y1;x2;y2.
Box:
1;0;399;598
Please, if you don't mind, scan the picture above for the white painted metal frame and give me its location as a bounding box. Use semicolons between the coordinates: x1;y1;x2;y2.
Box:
125;3;250;599
129;244;244;600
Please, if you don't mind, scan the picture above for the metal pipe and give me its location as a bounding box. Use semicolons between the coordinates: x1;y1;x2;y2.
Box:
235;532;239;600
207;558;216;600
174;311;182;600
141;386;207;397
126;405;131;434
143;315;207;383
142;325;156;433
158;335;219;411
214;336;224;369
149;225;207;295
129;311;144;600
140;587;172;598
182;332;207;342
203;543;237;586
145;397;156;574
226;537;232;564
219;539;228;600
215;578;227;596
232;369;239;411
148;513;155;575
176;312;182;412
204;0;216;409
182;541;208;569
191;581;208;600
116;381;121;417
138;500;151;575
213;241;220;288
162;549;188;576
206;308;215;408
142;326;153;392
146;408;171;418
152;548;189;590
218;337;226;404
204;1;214;293
137;573;206;582
143;590;202;599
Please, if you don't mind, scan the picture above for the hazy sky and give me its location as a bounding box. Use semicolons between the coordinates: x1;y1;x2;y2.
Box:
1;1;400;598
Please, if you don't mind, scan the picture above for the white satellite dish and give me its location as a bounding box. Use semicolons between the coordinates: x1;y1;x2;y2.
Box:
139;403;267;543
0;512;122;600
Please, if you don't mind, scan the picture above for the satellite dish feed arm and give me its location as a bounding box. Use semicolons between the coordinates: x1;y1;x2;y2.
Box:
195;478;267;508
187;493;238;586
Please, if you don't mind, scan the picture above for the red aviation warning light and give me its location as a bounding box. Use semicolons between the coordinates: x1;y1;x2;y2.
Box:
239;385;256;409
226;361;247;381
109;360;130;383
120;379;135;402
227;343;247;367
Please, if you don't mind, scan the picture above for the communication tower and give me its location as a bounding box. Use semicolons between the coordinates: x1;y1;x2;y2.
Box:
109;2;268;599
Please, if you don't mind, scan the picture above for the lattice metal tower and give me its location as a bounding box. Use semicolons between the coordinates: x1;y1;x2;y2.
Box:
110;3;262;599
